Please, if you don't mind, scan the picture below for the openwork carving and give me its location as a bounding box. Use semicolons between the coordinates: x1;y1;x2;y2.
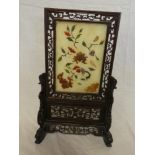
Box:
51;105;100;120
49;124;103;136
45;9;120;101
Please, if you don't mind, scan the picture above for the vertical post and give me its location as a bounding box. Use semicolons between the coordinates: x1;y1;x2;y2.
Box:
35;73;47;144
103;76;117;147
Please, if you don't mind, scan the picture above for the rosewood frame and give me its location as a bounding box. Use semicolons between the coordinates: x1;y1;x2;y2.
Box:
35;8;121;147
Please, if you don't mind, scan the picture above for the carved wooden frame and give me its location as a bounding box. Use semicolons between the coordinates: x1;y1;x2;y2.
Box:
35;8;121;147
45;8;120;100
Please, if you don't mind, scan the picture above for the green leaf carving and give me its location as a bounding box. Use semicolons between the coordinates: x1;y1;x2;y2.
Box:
67;37;73;42
95;55;99;60
93;36;99;42
58;56;62;62
67;25;70;32
81;78;85;81
74;75;78;79
79;28;83;33
78;82;82;85
88;67;95;71
61;48;66;54
66;63;73;66
82;41;87;47
71;25;76;32
99;40;104;45
65;69;70;73
76;34;82;39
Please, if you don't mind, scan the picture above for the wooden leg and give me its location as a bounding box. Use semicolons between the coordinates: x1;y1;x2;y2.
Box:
35;127;46;144
103;131;113;147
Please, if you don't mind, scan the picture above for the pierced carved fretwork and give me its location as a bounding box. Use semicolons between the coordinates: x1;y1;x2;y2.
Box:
51;105;100;120
49;124;103;136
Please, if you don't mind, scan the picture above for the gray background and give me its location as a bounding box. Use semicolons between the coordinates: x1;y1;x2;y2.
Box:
19;0;135;155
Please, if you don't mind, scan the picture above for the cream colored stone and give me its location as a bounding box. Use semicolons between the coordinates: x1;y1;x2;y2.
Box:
55;21;107;93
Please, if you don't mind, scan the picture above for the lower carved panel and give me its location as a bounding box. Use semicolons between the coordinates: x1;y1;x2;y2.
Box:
49;124;104;136
51;105;101;120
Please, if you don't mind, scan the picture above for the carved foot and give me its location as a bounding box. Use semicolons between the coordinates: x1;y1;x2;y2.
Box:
103;131;113;147
35;128;46;144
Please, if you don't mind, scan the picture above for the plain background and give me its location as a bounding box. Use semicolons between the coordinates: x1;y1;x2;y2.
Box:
19;0;135;155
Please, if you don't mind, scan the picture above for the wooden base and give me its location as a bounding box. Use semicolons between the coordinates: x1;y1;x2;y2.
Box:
35;127;113;147
35;73;117;147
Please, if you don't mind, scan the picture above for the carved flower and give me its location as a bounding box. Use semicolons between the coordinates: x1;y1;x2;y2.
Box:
64;31;71;36
85;83;99;93
73;65;80;73
57;72;73;89
73;65;80;70
73;52;87;64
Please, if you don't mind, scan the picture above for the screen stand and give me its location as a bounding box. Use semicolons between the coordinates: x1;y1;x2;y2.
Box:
35;73;117;147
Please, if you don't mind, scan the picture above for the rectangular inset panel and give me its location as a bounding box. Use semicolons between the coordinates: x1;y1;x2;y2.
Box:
55;20;107;94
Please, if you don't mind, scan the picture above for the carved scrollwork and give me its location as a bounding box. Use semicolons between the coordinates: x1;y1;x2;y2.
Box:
50;105;100;120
